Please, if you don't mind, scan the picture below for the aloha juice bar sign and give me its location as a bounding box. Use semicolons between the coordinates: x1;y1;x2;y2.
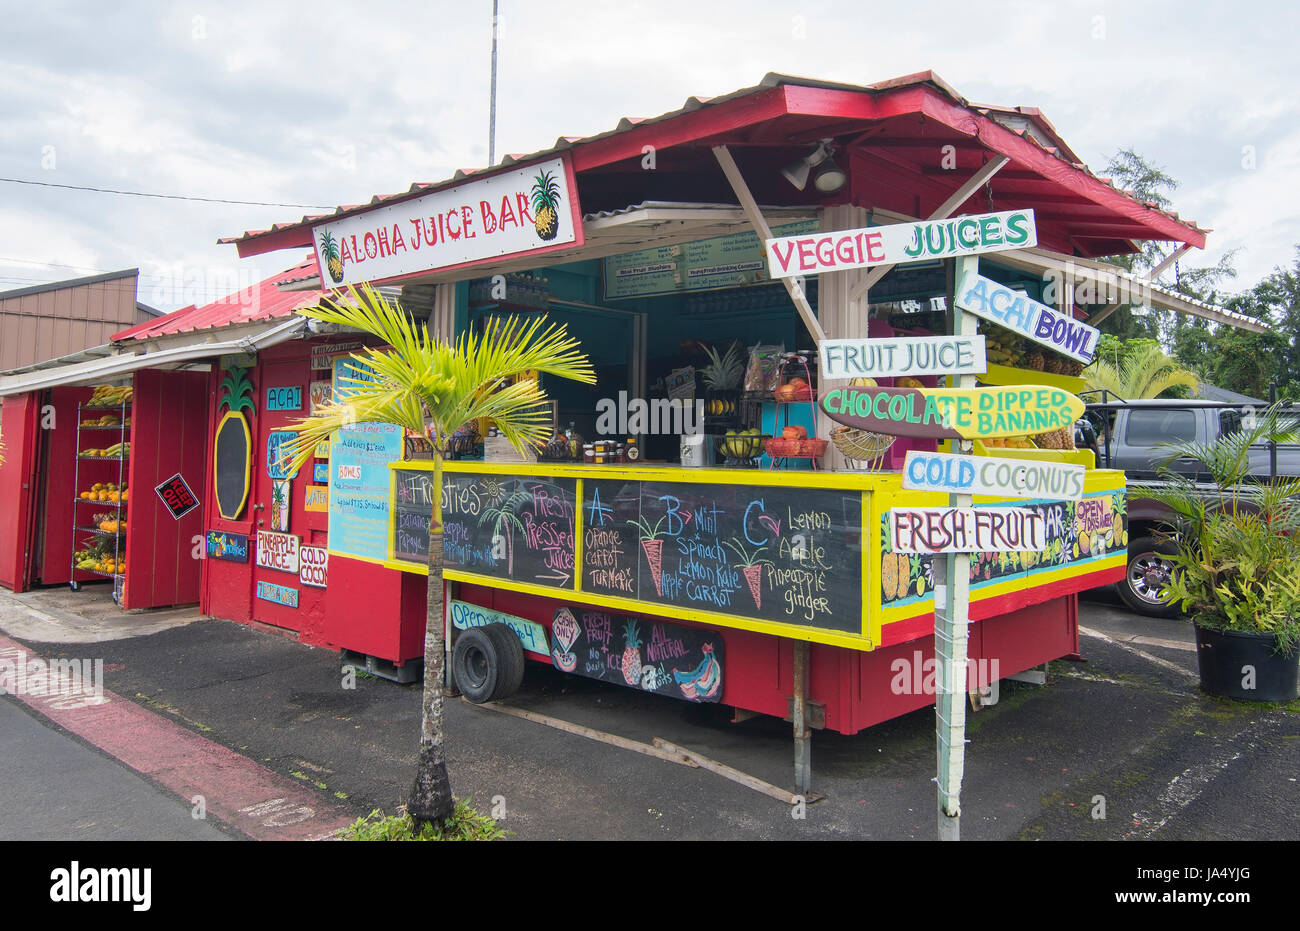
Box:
312;155;582;286
764;209;1036;278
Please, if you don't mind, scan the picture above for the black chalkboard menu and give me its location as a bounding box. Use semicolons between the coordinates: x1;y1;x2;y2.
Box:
437;472;578;588
392;468;436;563
582;479;863;633
214;413;251;520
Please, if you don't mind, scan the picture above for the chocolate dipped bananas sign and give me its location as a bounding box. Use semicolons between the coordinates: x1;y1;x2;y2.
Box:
820;384;1085;440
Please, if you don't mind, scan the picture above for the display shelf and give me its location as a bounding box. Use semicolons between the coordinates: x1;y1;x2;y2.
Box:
977;362;1086;394
70;397;130;604
971;439;1095;469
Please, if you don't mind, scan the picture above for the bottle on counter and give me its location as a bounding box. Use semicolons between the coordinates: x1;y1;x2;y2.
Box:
624;437;641;462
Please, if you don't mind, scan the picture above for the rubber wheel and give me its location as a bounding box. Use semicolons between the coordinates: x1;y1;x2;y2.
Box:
1116;536;1184;618
451;624;525;703
481;623;525;700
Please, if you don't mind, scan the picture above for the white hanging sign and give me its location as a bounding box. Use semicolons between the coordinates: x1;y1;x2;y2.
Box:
901;450;1086;500
764;209;1036;278
820;335;986;379
954;270;1100;364
889;506;1046;554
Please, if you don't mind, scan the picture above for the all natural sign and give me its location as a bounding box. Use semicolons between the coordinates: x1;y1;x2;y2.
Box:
954;271;1100;364
820;335;986;380
902;450;1086;500
821;385;1085;439
889;506;1047;554
765;209;1036;279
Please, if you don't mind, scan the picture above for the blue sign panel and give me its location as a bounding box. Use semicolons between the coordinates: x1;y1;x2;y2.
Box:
255;580;299;607
313;462;329;483
267;430;301;479
266;386;302;411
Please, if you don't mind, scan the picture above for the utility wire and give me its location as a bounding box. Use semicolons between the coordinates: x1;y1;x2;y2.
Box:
0;177;331;209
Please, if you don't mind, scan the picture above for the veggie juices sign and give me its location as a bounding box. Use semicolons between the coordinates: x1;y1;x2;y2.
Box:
955;271;1100;364
821;385;1085;439
764;209;1036;278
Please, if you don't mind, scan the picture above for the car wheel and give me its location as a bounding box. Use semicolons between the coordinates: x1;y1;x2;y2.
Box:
1116;536;1183;618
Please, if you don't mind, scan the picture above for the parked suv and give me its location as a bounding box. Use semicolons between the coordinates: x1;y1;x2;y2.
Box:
1083;397;1300;616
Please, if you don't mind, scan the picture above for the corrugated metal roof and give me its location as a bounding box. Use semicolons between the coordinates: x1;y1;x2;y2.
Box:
220;71;1208;253
111;256;322;341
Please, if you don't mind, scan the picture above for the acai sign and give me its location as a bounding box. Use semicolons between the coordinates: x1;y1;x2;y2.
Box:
955;271;1100;364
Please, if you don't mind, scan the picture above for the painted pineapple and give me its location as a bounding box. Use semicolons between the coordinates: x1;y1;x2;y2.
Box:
319;231;343;283
530;170;561;241
621;620;643;686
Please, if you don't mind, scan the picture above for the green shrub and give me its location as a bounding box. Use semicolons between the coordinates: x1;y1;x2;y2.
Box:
337;801;508;841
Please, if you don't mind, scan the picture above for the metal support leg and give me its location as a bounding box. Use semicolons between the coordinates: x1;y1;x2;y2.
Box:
792;639;811;793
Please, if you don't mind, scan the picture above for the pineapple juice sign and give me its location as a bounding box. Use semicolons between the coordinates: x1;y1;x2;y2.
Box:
313;155;582;287
764;209;1036;278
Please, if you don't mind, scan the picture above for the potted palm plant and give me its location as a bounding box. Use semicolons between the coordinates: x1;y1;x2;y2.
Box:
1141;405;1300;701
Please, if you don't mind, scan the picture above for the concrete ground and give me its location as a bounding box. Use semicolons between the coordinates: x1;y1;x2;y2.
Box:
1;581;1297;840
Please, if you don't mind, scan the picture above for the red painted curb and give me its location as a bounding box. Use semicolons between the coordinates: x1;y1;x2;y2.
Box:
0;635;356;840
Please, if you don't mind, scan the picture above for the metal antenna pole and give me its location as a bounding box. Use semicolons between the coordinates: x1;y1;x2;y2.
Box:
489;0;499;167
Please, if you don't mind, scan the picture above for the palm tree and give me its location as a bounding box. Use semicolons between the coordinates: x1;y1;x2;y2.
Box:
277;283;594;829
1083;341;1197;400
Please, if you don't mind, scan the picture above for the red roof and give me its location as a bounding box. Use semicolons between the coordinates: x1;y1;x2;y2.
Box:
112;256;323;341
220;71;1208;264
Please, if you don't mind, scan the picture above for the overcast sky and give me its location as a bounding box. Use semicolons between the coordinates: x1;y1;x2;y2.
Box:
3;1;1296;312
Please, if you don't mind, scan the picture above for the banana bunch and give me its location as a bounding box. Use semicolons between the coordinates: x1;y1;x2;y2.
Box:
83;441;129;459
980;324;1024;368
89;384;133;408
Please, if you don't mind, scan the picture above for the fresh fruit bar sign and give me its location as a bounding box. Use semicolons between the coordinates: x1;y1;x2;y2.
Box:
155;473;200;519
312;155;583;287
821;385;1084;439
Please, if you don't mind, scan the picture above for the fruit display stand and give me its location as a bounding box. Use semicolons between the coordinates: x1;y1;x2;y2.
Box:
69;388;132;602
764;352;827;469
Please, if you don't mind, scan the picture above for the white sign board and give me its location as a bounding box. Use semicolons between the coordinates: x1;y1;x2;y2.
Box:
312;156;581;287
765;209;1036;279
256;530;301;574
889;506;1046;554
902;450;1086;500
954;271;1100;364
299;545;328;588
820;335;986;380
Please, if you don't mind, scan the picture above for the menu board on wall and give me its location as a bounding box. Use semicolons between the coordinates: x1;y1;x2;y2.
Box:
582;480;862;633
328;422;403;562
392;467;436;564
406;472;579;588
602;218;818;300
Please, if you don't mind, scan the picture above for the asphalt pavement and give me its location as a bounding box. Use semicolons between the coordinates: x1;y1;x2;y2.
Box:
1;582;1297;840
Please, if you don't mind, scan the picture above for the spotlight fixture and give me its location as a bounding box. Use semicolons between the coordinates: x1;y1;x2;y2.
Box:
781;140;847;194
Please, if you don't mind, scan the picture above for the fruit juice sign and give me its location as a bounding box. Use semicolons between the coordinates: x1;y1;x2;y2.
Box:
764;209;1035;279
256;530;300;574
902;450;1086;500
820;335;986;379
954;270;1100;364
312;155;582;287
821;385;1085;439
889;506;1047;554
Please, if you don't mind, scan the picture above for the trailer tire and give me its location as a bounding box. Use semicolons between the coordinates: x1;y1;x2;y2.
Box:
481;622;525;700
452;628;503;703
1117;536;1184;618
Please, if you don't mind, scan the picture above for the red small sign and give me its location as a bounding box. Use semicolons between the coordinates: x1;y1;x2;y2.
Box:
155;473;200;519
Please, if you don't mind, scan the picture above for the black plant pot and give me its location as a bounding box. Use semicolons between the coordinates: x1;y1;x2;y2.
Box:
1194;624;1300;701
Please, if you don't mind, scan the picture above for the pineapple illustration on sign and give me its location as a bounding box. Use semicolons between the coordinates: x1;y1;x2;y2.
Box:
621;620;643;686
270;480;291;532
629;515;667;597
319;230;344;283
724;538;772;610
530;170;562;241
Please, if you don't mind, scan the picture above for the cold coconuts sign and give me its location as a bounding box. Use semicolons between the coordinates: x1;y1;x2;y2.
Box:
901;450;1086;500
764;209;1036;278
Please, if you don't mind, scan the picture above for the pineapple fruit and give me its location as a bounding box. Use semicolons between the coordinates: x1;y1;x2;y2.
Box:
530;170;561;241
319;231;344;283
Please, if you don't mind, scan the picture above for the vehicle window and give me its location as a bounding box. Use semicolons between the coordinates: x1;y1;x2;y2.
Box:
1125;409;1197;446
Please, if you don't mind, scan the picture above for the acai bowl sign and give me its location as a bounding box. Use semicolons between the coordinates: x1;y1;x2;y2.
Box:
313;155;582;287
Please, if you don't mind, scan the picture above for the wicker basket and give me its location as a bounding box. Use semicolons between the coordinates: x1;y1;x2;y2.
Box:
831;427;896;468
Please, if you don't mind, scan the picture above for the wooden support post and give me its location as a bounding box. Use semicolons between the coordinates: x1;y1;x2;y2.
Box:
792;639;812;793
935;253;980;841
712;145;826;344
